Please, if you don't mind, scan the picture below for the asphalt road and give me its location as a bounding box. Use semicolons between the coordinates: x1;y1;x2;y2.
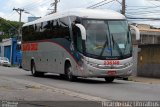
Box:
0;66;160;101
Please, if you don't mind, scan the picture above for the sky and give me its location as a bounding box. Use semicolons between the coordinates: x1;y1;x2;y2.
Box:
0;0;160;27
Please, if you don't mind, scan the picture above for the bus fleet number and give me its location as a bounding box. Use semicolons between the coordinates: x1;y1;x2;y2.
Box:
104;60;120;65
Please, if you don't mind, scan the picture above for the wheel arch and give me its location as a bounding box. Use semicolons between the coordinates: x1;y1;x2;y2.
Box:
64;59;71;74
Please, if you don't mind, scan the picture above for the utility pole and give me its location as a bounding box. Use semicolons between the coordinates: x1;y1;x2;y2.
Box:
54;0;58;13
13;8;24;41
122;0;126;15
50;0;60;14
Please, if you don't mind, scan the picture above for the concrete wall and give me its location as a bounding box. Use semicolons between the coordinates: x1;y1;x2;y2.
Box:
132;45;138;76
137;45;160;78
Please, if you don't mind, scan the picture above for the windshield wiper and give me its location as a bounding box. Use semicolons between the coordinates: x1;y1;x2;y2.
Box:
111;34;123;58
122;32;131;56
98;37;108;58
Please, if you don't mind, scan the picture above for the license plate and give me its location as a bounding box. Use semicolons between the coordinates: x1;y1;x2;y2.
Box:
107;71;116;76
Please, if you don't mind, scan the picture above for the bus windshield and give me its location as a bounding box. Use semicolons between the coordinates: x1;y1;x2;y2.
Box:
82;19;132;59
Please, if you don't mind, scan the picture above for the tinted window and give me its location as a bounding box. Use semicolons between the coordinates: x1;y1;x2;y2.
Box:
22;26;28;42
22;17;71;42
59;17;70;40
22;25;35;42
72;25;83;52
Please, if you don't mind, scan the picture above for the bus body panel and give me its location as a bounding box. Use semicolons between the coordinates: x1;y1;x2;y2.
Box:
22;39;82;76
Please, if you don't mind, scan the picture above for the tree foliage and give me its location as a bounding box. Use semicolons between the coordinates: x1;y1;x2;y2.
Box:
0;17;23;41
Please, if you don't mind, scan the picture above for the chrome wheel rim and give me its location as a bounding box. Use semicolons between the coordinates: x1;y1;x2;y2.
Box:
32;66;35;75
68;67;72;79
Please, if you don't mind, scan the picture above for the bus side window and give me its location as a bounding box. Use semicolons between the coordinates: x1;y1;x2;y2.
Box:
50;21;54;30
28;25;35;41
34;24;37;31
59;17;71;41
35;23;41;32
53;20;60;38
72;25;82;53
44;21;51;29
40;22;43;32
22;26;28;42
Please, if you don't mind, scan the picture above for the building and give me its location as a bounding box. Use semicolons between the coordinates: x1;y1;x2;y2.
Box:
28;17;41;22
0;38;21;65
137;24;160;44
132;24;160;78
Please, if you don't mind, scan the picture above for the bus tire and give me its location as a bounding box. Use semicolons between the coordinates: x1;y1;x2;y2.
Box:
104;77;115;83
31;61;44;77
123;77;128;80
65;63;76;81
60;74;65;78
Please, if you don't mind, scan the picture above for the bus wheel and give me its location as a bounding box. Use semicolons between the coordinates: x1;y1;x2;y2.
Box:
123;77;128;80
65;64;76;81
31;62;44;77
104;77;115;83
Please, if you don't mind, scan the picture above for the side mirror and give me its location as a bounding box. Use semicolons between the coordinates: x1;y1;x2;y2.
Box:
75;24;86;40
130;25;140;40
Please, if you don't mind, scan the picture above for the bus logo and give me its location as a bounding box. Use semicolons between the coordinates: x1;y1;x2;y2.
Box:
22;43;38;51
104;60;120;65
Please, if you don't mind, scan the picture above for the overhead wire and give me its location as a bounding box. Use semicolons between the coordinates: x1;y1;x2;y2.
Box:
126;13;160;16
126;6;160;11
89;0;115;9
107;1;116;9
87;0;109;8
115;0;122;5
80;0;95;8
21;0;51;9
125;0;160;19
6;0;42;10
126;16;160;20
3;0;52;20
0;17;19;31
22;0;52;17
7;11;15;18
4;0;160;23
24;0;52;11
126;10;160;13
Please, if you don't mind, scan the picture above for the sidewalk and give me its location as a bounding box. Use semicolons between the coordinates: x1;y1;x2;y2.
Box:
129;76;160;84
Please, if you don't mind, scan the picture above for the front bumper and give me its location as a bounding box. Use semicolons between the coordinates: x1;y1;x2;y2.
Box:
81;63;133;78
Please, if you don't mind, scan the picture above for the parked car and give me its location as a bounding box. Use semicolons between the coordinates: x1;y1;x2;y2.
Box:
0;57;11;67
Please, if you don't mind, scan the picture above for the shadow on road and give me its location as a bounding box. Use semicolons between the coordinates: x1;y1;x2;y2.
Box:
27;73;124;84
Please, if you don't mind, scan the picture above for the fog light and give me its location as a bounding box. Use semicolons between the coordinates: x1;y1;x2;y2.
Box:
88;70;93;74
127;70;132;75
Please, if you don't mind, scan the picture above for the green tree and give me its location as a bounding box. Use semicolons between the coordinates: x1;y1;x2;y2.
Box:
0;17;23;41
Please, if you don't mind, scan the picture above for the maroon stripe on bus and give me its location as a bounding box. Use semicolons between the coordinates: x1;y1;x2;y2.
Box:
22;40;79;66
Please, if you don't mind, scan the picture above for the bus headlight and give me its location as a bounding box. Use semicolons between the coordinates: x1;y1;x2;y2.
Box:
127;70;132;75
89;63;110;69
89;63;98;68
